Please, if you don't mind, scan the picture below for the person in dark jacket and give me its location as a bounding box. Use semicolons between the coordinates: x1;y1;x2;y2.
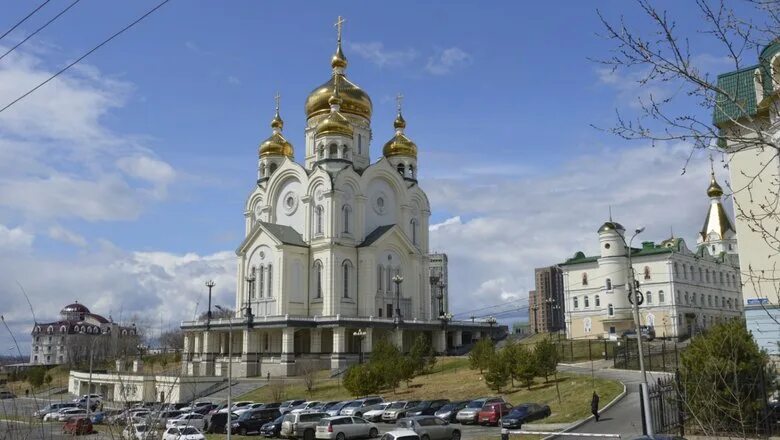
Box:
591;392;600;422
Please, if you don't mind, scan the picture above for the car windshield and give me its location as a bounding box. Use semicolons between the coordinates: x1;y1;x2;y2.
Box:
273;415;284;423
180;427;198;435
389;402;406;409
466;401;485;409
333;402;350;410
283;415;295;422
373;404;390;411
438;404;458;411
397;437;419;440
509;406;529;415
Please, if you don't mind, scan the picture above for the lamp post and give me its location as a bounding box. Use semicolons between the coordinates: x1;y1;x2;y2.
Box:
532;305;539;333
215;305;233;440
205;280;215;330
353;329;367;364
244;274;255;328
429;274;440;320
438;281;446;315
485;316;497;340
545;297;557;332
392;275;404;328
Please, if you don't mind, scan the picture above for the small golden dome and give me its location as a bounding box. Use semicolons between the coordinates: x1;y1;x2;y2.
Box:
259;108;293;158
305;74;372;120
707;173;724;197
316;111;354;138
383;112;417;158
394;112;406;130
270;111;283;130
331;44;347;69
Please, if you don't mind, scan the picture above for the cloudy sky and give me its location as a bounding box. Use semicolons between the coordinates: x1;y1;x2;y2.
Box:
0;1;750;354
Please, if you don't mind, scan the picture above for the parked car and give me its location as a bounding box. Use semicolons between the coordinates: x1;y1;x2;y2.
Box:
315;416;380;439
363;403;391;422
90;412;106;425
499;404;551;429
35;402;78;419
378;429;420;440
193;404;218;415
382;401;421;423
281;411;329;440
166;413;206;430
259;415;284;438
478;402;513;426
74;394;103;404
622;326;656;341
280;400;307;414
122;423;159;440
339;397;385;417
130;410;152;424
260;402;282;410
181;401;213;413
232;401;255;411
58;408;89;422
405;400;449;417
290;401;322;415
151;410;184;428
326;401;354;417
0;391;16;399
231;408;282;435
433;402;468;423
43;407;74;422
62;417;94;435
455;398;504;425
312;401;342;414
235;403;266;416
162;426;206;440
204;411;237;433
397;416;461;440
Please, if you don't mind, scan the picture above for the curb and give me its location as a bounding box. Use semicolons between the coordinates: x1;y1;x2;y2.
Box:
541;381;628;440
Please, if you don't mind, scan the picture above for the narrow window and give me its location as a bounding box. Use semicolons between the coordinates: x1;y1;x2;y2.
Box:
674;262;679;276
314;261;323;298
408;164;415;178
605;278;612;290
378;308;383;317
377;265;384;292
644;266;651;280
343;261;351;298
342;205;351;233
595;295;601;307
267;264;273;297
410;219;418;245
358;134;362;154
315;205;324;235
573;297;579;309
259;265;265;298
250;267;257;298
582;273;588;286
646;291;652;304
397;163;405;176
269;163;278;174
658;290;665;303
608;304;614;316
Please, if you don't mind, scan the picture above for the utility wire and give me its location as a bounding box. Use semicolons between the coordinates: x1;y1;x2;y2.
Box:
0;0;81;63
0;0;172;115
0;0;52;43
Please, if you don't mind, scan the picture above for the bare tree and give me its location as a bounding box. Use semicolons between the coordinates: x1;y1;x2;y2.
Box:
596;0;780;321
300;363;317;396
160;329;184;351
199;306;235;320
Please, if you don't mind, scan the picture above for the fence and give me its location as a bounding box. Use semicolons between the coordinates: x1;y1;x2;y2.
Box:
554;338;617;363
643;371;686;436
613;340;681;372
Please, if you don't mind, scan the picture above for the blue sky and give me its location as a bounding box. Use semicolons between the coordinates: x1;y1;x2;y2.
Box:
0;1;752;353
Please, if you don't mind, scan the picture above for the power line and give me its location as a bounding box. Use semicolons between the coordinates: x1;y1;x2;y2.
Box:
0;0;52;43
0;0;172;115
0;0;81;63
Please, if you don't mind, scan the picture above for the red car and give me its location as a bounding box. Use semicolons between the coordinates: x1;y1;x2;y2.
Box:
478;402;513;426
63;417;94;435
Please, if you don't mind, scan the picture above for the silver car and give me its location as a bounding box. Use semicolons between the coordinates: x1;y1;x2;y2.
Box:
315;416;379;440
397;416;461;440
339;397;384;417
455;398;504;425
382;401;421;423
280;412;328;439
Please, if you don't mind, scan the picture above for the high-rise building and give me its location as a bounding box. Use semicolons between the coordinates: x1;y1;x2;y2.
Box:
530;266;565;333
428;253;449;317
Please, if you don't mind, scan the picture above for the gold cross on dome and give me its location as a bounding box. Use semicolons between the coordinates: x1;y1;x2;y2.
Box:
335;16;345;43
709;152;715;174
396;93;404;113
274;91;281;112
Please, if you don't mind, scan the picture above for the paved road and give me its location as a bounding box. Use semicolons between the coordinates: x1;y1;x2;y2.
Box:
552;362;672;439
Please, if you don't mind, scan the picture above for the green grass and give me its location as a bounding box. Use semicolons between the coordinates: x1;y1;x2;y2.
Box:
239;357;623;424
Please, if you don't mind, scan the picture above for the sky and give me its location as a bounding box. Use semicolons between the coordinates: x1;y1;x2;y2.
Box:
0;0;757;354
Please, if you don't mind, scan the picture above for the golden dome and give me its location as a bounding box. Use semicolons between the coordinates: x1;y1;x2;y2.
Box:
707;173;724;197
259;110;293;158
305;74;372;120
316;110;354;138
383;112;417;158
332;44;347;69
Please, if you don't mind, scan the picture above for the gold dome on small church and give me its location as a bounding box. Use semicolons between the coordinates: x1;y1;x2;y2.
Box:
259;102;294;158
383;110;418;158
707;172;724;198
315;85;354;138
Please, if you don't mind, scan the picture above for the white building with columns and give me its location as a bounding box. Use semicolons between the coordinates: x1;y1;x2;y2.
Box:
180;19;502;378
560;171;743;340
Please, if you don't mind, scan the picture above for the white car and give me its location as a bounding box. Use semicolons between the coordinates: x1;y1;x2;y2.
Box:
363;403;391;422
290;401;321;414
231;401;254;411
57;408;88;422
315;416;379;439
166;413;206;430
162;426;205;440
234;403;265;416
379;429;420;440
122;423;158;440
74;394;103;403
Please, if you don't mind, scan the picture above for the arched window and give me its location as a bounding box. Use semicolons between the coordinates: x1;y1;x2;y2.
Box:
315;205;324;236
47;326;53;334
673;262;679;276
410;219;418;245
646;313;656;328
358;134;362;154
584;318;592;334
342;145;349;160
685;291;689;305
317;144;324;159
573;297;579;309
267;264;273;298
249;266;257;298
658;290;665;303
342;260;352;298
605;278;612;291
408;164;415;178
259;265;265;298
608;304;614;316
698;268;703;281
595;295;600;307
342;205;351;234
706;269;710;283
397;163;405;176
646;291;652;304
60;326;66;333
269;163;278;174
584;296;590;308
260;163;266;177
314;261;323;298
329;143;338;157
582;273;588;286
377;265;384;292
719;272;724;285
644;266;651;280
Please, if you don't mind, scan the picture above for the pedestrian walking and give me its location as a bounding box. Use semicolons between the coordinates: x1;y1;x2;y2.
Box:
591;391;600;422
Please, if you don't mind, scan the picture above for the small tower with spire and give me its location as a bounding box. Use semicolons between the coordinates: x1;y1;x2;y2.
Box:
257;93;294;183
382;93;419;179
698;156;738;256
313;77;355;172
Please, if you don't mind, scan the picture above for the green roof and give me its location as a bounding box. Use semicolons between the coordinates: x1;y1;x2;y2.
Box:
560;242;674;266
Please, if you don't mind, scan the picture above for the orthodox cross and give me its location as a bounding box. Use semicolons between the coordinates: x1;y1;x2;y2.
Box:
709;152;715;175
274;91;281;113
335;16;345;43
396;93;404;114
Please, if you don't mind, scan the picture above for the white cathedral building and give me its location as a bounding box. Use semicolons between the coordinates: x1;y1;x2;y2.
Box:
180;20;501;378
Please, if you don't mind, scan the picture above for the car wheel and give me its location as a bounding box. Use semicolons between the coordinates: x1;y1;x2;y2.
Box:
240;427;248;436
304;429;315;440
355;412;362;418
336;433;346;440
451;430;461;440
422;435;430;440
369;428;378;438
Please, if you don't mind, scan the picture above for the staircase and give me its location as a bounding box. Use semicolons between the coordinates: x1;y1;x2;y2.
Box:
201;380;266;401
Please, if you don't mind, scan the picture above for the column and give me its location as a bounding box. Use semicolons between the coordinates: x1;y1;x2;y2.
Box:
433;329;447;354
330;327;347;371
241;329;260;377
310;329;322;354
281;327;296;376
453;330;463;348
199;331;216;376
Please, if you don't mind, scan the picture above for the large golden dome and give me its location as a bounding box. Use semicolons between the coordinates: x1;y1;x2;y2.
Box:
383;112;417;158
306;74;372;120
259;110;294;158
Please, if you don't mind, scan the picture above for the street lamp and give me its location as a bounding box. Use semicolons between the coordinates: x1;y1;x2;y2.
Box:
392;274;404;328
353;329;367;364
532;305;539;333
485;316;497;340
205;280;216;330
215;305;233;440
244;274;255;327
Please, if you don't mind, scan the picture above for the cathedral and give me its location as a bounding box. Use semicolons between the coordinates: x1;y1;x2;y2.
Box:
181;18;501;378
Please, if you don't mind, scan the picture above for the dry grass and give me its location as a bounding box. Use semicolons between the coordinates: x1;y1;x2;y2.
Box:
239;357;622;424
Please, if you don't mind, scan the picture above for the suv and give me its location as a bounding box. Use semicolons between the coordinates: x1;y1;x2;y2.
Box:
231;408;282;435
35;402;78;419
339;397;385;417
455;397;505;425
63;417;94;435
290;401;322;414
315;416;379;439
280;412;328;439
623;326;656;341
382;401;421;423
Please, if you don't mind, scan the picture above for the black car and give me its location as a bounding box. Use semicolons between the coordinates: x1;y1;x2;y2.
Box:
259;415;284;438
194;404;218;415
405;400;450;417
231;408;282;435
500;403;551;429
434;401;469;423
205;411;238;433
260;402;282;410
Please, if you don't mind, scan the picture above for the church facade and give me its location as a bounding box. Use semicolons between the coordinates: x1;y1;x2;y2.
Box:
180;19;501;378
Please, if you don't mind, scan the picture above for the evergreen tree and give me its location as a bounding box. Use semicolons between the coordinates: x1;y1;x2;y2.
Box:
409;334;436;374
370;338;402;391
511;344;538;390
484;351;510;392
343;364;382;396
533;337;559;383
398;355;417;387
468;338;495;373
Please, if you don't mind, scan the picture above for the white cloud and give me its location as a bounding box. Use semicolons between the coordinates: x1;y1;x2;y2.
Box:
348;42;418;68
0;224;33;251
429;216;462;232
425;47;472;75
47;225;86;247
